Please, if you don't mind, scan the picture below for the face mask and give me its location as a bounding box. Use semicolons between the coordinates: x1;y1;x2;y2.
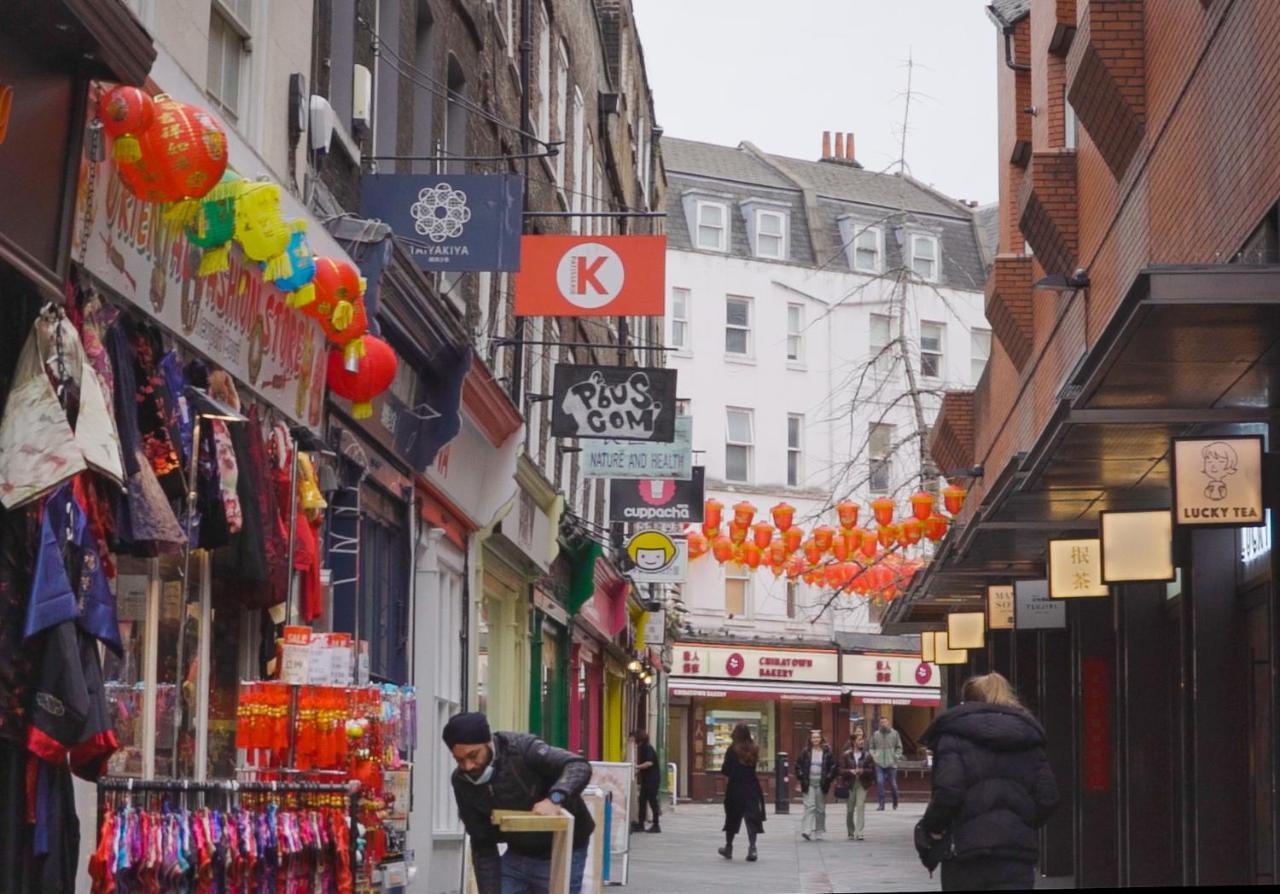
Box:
468;762;495;785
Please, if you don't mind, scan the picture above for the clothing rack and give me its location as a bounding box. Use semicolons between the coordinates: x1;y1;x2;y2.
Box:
96;775;361;877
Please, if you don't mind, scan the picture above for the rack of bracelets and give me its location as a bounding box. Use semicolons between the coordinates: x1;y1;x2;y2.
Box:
93;776;360;893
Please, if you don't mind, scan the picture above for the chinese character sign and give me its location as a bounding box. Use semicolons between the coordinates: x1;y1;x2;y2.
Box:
1048;538;1109;598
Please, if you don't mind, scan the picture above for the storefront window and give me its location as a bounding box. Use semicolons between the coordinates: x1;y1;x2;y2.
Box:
705;701;775;771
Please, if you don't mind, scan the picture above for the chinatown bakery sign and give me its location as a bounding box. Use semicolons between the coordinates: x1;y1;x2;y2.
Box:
672;643;838;683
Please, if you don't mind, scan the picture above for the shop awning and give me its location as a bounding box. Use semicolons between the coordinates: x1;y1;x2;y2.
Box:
667;678;843;703
844;685;941;707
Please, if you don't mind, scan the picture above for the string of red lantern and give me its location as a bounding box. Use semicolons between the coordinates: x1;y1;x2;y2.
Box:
688;488;967;603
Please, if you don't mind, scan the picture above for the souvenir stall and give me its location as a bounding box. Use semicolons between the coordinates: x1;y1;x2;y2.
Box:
0;74;408;891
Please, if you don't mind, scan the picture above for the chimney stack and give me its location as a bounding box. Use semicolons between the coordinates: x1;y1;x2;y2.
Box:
833;132;845;160
822;130;831;160
845;132;855;161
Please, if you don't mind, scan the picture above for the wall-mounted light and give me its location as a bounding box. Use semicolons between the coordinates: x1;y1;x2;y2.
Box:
920;630;937;663
1100;510;1175;583
947;611;986;650
933;632;968;666
627;659;642;674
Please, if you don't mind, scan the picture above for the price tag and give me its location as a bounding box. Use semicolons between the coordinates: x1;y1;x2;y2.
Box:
117;575;149;622
161;580;183;622
281;626;312;685
329;633;354;685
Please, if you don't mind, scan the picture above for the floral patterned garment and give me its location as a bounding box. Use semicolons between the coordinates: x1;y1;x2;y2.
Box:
128;324;183;502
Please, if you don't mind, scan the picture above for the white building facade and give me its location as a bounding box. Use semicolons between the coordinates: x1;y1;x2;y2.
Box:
663;136;993;644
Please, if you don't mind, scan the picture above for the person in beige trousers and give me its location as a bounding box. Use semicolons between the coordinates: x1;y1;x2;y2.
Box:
840;728;876;840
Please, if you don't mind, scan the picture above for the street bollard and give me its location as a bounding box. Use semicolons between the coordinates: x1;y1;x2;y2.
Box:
774;751;790;814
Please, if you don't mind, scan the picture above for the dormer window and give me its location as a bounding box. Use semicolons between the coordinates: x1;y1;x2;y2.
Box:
696;200;728;251
838;215;883;274
911;234;940;281
754;209;787;260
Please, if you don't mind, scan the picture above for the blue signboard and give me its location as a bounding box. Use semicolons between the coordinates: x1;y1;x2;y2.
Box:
360;173;524;271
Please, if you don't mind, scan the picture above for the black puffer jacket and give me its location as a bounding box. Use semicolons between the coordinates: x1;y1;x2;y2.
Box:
452;732;595;894
919;703;1058;864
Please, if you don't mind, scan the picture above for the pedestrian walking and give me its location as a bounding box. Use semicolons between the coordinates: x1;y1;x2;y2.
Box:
443;711;596;894
839;727;876;840
630;729;662;833
798;729;836;840
718;722;766;862
871;715;903;810
916;673;1059;891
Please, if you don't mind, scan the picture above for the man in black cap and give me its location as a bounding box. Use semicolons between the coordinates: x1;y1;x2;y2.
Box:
444;711;595;894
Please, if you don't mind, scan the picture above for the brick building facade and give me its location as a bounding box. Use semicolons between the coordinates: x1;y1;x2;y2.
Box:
899;0;1280;886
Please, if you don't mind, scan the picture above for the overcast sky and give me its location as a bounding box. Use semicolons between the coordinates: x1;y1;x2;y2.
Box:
632;0;1000;205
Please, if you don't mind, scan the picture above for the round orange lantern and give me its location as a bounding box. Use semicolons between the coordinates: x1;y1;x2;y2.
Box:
924;513;950;542
859;532;878;559
768;539;788;568
742;542;762;570
835;500;860;529
870;497;896;527
804;569;823;587
701;522;720;540
771;502;796;532
688;531;709;560
844;527;865;554
98;86;154;163
115;95;228;205
812;525;835;553
782;526;804;554
732;501;757;528
728;521;748;545
711;536;734;563
877;523;900;548
802;539;823;566
910;491;935;521
942;484;968;515
310;257;369;364
785;555;806;579
824;562;845;589
831;536;850;562
851;567;870;595
901;518;923;545
732;543;746;565
751;521;774;550
704;499;724;530
325;335;398;419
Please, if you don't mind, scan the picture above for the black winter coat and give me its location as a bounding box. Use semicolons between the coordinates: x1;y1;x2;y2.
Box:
452;732;595;894
797;745;838;794
840;746;877;790
920;703;1059;865
720;747;766;835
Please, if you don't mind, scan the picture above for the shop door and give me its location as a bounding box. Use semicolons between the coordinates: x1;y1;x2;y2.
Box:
360;499;410;683
668;706;687;797
790;701;819;796
1247;596;1275;883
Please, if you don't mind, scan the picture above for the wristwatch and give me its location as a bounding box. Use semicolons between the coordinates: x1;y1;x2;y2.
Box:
549;791;565;805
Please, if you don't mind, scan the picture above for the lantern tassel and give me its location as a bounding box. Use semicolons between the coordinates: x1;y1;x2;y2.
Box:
330;300;355;333
287;283;316;309
112;135;142;164
198;245;231;277
263;252;292;282
164;199;201;229
351;401;374;420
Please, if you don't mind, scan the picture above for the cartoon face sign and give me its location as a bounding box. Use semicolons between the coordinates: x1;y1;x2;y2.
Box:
1200;440;1239;501
626;530;677;573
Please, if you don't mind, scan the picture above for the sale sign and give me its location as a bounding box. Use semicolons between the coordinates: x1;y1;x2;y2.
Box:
514;235;666;316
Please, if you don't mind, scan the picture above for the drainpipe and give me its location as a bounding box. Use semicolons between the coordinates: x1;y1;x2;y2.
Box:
988;5;1032;72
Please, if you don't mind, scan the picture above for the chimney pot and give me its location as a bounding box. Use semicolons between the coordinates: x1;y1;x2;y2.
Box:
833;132;844;160
845;132;856;160
822;131;831;159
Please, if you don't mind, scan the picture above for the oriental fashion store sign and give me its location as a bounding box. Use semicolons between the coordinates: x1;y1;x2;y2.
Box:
74;165;327;428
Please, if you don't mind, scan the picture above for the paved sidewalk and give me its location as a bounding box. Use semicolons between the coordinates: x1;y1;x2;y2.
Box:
622;800;940;894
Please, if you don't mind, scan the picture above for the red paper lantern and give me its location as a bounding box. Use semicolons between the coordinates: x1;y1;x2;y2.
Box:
742;542;762;570
98;86;154;163
824;563;845;589
751;521;774;550
859;532;878;559
802;538;823;566
901;518;923;545
812;525;835;553
785;555;806;579
803;570;823;587
836;501;860;529
732;543;746;565
877;524;899;548
871;497;896;527
732;501;757;528
326;335;397;419
924;513;950;542
767;539;788;568
688;531;709;560
771;502;796;532
942;484;968;515
831;537;850;562
844;527;865;554
728;521;748;545
310;257;369;361
701;522;721;540
782;526;803;555
115;94;228;203
910;491;935;521
704;499;724;530
711;536;734;563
